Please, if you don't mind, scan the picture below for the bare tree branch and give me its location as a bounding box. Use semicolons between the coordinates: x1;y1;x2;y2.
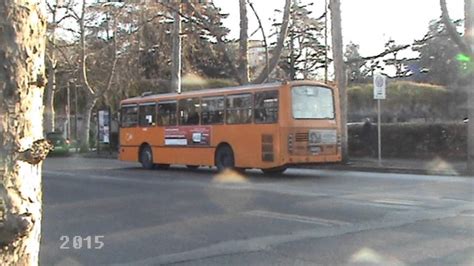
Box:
252;0;291;84
247;0;269;82
344;44;410;64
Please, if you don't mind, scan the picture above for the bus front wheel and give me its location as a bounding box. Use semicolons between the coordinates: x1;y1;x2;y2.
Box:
215;145;235;171
139;145;154;170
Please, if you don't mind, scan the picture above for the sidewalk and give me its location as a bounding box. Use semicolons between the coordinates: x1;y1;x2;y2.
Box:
71;151;471;177
321;157;470;177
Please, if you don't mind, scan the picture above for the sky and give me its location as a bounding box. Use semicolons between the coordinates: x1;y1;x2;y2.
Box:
213;0;465;58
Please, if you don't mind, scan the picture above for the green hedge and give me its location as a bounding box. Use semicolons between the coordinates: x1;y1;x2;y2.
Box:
348;81;466;123
349;122;467;159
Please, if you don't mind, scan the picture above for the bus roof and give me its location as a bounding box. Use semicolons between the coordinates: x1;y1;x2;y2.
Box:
120;80;333;105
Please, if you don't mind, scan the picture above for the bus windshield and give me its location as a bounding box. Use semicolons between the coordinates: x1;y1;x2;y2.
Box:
292;86;334;119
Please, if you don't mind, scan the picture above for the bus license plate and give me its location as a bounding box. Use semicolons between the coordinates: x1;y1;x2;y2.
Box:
310;146;321;154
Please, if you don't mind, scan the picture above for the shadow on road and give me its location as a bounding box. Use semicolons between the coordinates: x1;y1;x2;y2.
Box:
118;165;333;183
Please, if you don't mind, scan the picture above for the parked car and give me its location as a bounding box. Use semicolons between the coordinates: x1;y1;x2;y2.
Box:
46;132;70;155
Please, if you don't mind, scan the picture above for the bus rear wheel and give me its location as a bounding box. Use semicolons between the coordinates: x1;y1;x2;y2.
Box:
139;145;154;170
261;166;287;175
215;145;235;172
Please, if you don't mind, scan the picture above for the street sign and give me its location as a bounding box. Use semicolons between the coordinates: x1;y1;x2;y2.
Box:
373;74;386;100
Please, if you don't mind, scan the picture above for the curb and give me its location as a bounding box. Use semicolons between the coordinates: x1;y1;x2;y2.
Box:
310;164;470;177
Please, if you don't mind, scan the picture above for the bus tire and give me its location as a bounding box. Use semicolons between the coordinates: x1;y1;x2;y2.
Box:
139;145;154;170
262;166;287;175
215;145;235;171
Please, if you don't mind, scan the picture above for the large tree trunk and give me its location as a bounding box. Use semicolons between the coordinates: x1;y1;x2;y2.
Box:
0;0;48;264
469;87;474;175
330;0;348;162
238;0;249;84
252;0;291;84
440;0;473;175
466;0;473;175
79;99;97;152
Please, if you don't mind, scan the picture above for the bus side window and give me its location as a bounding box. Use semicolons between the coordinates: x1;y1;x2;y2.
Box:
138;103;157;127
255;90;278;124
179;98;200;125
157;102;177;126
121;105;139;127
226;94;252;124
202;96;224;124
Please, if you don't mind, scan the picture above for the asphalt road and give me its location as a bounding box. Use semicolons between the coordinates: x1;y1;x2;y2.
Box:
40;157;474;266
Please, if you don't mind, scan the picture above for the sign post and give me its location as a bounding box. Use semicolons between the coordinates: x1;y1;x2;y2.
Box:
373;73;386;166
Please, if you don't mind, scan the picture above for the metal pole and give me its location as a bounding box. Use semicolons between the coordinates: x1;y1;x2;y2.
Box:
66;81;71;140
377;99;382;166
74;82;78;153
324;0;328;83
97;110;100;155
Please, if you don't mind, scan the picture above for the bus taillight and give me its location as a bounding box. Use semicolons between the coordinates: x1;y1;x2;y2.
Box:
288;133;294;153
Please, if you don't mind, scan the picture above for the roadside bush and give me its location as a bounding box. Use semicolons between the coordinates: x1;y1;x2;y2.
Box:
347;81;466;123
349;122;467;159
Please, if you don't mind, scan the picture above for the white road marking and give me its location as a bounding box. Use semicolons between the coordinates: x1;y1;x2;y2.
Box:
245;210;350;227
372;199;420;207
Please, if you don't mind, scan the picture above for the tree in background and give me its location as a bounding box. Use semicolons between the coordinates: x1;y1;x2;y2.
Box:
281;1;326;80
439;0;473;174
43;0;78;133
0;0;52;264
411;19;465;86
252;0;291;84
344;42;365;84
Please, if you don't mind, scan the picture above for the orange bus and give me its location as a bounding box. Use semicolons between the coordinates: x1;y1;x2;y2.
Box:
119;80;342;174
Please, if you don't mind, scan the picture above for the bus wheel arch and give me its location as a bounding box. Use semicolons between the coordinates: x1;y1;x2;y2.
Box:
215;143;235;171
138;143;154;169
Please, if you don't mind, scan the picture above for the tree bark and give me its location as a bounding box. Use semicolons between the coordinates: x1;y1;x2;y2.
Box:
0;0;48;264
79;100;97;152
466;0;473;175
330;0;348;162
239;0;249;84
252;0;291;84
469;84;474;175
